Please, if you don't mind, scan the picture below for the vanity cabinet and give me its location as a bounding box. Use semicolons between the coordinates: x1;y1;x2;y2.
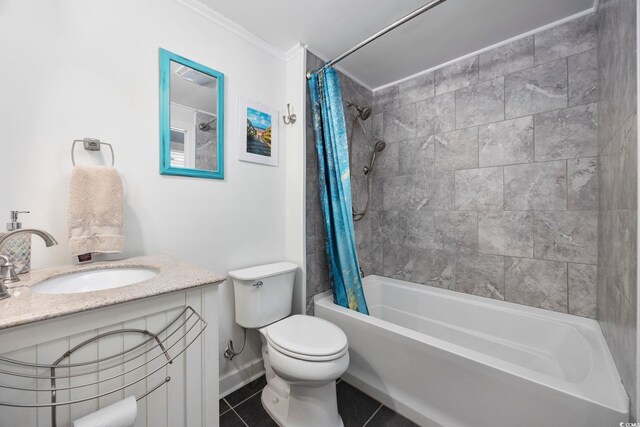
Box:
0;285;219;427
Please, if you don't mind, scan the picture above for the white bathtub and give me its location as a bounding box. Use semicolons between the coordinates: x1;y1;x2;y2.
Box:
315;275;628;427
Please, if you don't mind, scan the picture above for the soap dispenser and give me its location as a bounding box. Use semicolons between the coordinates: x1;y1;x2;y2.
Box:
1;211;31;274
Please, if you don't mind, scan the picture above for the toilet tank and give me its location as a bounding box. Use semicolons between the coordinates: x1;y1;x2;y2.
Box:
229;262;298;328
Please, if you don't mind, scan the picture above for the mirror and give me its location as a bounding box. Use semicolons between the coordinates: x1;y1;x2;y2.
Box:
159;49;224;179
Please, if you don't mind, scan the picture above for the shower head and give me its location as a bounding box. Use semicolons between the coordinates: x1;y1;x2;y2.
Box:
198;117;217;131
374;140;386;152
347;102;372;121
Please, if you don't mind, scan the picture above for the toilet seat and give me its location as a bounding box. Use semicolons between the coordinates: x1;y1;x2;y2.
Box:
265;315;348;362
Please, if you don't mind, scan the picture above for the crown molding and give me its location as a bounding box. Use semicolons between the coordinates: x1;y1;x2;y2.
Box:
175;0;286;60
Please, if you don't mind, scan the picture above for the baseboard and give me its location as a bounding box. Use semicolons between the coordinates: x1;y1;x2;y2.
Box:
219;357;265;398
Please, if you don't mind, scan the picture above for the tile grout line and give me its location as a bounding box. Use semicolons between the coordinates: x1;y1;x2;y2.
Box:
230;406;250;427
362;403;384;427
225;386;265;411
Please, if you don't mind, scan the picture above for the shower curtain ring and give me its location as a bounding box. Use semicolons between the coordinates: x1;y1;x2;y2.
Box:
283;103;297;125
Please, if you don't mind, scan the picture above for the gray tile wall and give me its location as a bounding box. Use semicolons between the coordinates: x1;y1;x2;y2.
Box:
596;0;638;418
362;13;600;318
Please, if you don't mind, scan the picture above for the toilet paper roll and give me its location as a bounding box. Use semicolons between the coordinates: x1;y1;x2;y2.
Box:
72;396;137;427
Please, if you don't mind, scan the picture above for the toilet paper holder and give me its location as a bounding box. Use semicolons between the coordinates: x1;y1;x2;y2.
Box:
0;306;207;427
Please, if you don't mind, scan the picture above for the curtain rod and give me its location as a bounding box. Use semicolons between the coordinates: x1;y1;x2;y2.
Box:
306;0;448;79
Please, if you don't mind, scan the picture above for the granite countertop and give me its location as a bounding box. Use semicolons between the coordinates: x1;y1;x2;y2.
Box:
0;255;225;330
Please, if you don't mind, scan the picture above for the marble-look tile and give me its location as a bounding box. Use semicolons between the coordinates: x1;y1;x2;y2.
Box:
381;172;454;211
398;136;435;175
454;167;503;210
505;257;568;312
455;77;505;128
597;280;637;415
434;127;478;171
306;250;330;297
372;112;384;140
381;210;435;249
399;72;435;105
306;296;314;316
568;157;597;210
434;56;479;95
534;211;597;264
434;211;478;253
534;13;597;65
306;172;321;213
505;59;567;118
503;161;567;210
416;92;455;137
596;0;619;148
355;210;383;245
454;253;505;300
306;209;324;254
383;103;417;143
599;114;637;211
568;49;599;107
599;209;637;307
479;116;534;167
382;244;454;289
568;263;597;318
479;36;534;81
617;0;638;133
534;103;598;161
374;85;399;113
479;211;533;257
357;241;383;277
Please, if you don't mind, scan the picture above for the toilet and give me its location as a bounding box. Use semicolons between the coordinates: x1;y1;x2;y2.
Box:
229;262;349;427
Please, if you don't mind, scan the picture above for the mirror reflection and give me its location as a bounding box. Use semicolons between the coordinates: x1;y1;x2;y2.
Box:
169;61;218;172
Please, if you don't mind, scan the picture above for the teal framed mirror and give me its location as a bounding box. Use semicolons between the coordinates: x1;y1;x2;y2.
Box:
159;48;224;179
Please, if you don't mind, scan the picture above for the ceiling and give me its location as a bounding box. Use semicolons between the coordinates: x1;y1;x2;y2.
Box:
199;0;596;90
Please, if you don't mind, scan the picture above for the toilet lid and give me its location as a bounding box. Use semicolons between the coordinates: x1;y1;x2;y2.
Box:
265;315;348;360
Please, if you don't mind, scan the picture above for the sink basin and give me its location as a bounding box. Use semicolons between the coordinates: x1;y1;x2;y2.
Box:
31;267;158;294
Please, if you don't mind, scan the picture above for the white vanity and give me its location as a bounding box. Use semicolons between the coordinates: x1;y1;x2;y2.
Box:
0;255;223;427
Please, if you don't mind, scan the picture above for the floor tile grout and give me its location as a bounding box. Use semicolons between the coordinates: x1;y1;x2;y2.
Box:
362;403;383;427
230;406;250;427
224;387;265;410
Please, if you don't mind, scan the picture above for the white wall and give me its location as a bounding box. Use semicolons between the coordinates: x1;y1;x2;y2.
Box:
0;0;290;391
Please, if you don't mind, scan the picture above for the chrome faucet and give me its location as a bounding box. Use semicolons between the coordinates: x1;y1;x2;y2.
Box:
0;228;58;249
0;229;58;298
0;255;20;299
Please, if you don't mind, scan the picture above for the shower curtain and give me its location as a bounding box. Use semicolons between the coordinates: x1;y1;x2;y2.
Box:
308;68;369;315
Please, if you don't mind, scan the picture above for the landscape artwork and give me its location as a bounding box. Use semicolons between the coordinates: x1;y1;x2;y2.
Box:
238;97;279;166
246;107;272;157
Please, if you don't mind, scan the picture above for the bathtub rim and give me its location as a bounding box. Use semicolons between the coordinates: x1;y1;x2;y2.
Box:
314;274;629;415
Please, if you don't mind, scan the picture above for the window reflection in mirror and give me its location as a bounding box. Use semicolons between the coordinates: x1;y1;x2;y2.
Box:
169;61;218;172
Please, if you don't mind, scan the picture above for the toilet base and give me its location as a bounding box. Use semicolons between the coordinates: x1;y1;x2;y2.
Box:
261;381;344;427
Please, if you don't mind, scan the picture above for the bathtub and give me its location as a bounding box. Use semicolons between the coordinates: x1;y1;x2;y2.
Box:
315;275;628;427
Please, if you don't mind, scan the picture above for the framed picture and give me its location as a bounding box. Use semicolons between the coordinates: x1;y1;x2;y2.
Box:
237;97;279;166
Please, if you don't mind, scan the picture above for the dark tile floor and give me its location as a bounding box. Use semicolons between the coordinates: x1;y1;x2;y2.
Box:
220;375;418;427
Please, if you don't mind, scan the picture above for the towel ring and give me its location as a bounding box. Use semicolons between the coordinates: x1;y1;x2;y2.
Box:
71;138;115;166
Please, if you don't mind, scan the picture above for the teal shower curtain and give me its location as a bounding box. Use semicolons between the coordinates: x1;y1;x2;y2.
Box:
308;68;369;315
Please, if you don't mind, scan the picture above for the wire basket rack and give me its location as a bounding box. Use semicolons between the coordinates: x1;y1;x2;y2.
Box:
0;306;207;427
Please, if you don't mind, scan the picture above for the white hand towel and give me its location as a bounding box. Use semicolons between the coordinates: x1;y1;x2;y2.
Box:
68;165;124;256
72;396;137;427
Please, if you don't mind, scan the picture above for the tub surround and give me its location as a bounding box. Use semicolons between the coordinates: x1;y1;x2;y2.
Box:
0;255;224;330
596;0;638;418
348;13;600;317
